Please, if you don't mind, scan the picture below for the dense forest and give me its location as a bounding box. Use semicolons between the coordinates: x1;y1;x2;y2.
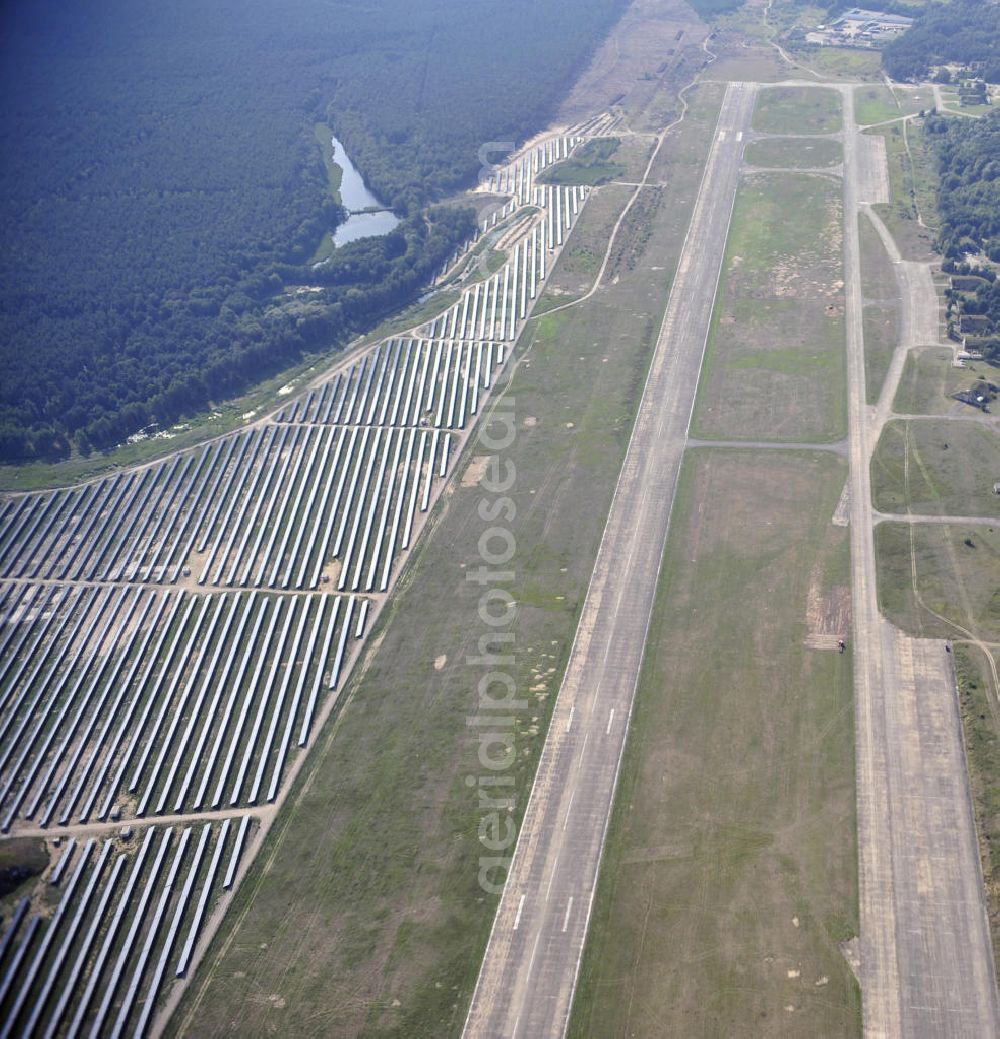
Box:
925;110;1000;260
0;0;629;462
882;0;1000;82
926;109;1000;356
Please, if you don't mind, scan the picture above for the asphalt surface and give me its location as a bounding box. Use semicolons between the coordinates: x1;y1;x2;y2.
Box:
842;85;1000;1038
461;81;758;1039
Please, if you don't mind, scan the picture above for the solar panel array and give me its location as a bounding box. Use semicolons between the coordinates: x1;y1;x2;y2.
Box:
0;119;603;1035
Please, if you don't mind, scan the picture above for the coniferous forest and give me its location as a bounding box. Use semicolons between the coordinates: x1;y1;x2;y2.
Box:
0;0;629;462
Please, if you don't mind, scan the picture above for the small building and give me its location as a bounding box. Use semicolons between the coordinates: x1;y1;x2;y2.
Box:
834;8;913;29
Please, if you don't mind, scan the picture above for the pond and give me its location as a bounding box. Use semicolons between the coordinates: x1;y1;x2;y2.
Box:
330;133;400;247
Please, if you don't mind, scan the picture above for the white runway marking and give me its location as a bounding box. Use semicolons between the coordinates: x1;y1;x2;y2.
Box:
462;82;759;1039
513;894;525;931
545;853;560;900
525;932;542;982
562;789;575;831
562;897;574;933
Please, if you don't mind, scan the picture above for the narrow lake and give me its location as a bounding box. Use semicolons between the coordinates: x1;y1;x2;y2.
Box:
330;133;400;247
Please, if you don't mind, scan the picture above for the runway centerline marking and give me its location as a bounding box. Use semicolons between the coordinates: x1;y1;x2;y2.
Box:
461;82;758;1039
546;852;560;900
562;897;574;933
562;790;575;831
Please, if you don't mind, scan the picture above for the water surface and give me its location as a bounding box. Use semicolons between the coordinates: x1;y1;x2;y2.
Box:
330;133;399;246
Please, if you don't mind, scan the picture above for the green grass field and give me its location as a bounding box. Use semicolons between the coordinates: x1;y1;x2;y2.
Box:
893;84;934;115
0;838;48;900
871;419;1000;517
544;183;635;297
945;101;993;117
859;214;900;404
866;123;937;261
170;302;663;1039
314;122;345;201
694;171;847;441
570;449;860;1037
904;119;941;230
709;49;789;83
893;347;997;415
864;306;898;403
649;81;728;180
855;86;903;126
876;521;1000;641
539;138;626;186
614;134;657;181
753;86;843;135
308;121;347;262
745;136;843;168
953;643;1000;978
796;46;882;81
170;78;728;1039
853;85;930;127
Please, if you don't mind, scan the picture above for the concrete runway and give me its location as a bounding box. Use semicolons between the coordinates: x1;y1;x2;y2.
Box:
464;77;999;1039
842;85;1000;1037
461;81;758;1039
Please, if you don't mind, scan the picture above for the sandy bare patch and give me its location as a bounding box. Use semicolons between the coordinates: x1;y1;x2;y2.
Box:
556;0;706;124
832;483;851;527
176;549;210;590
434;655;447;671
496;213;541;252
462;456;490;488
319;559;342;587
804;567;851;650
841;936;862;979
622;840;695;865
